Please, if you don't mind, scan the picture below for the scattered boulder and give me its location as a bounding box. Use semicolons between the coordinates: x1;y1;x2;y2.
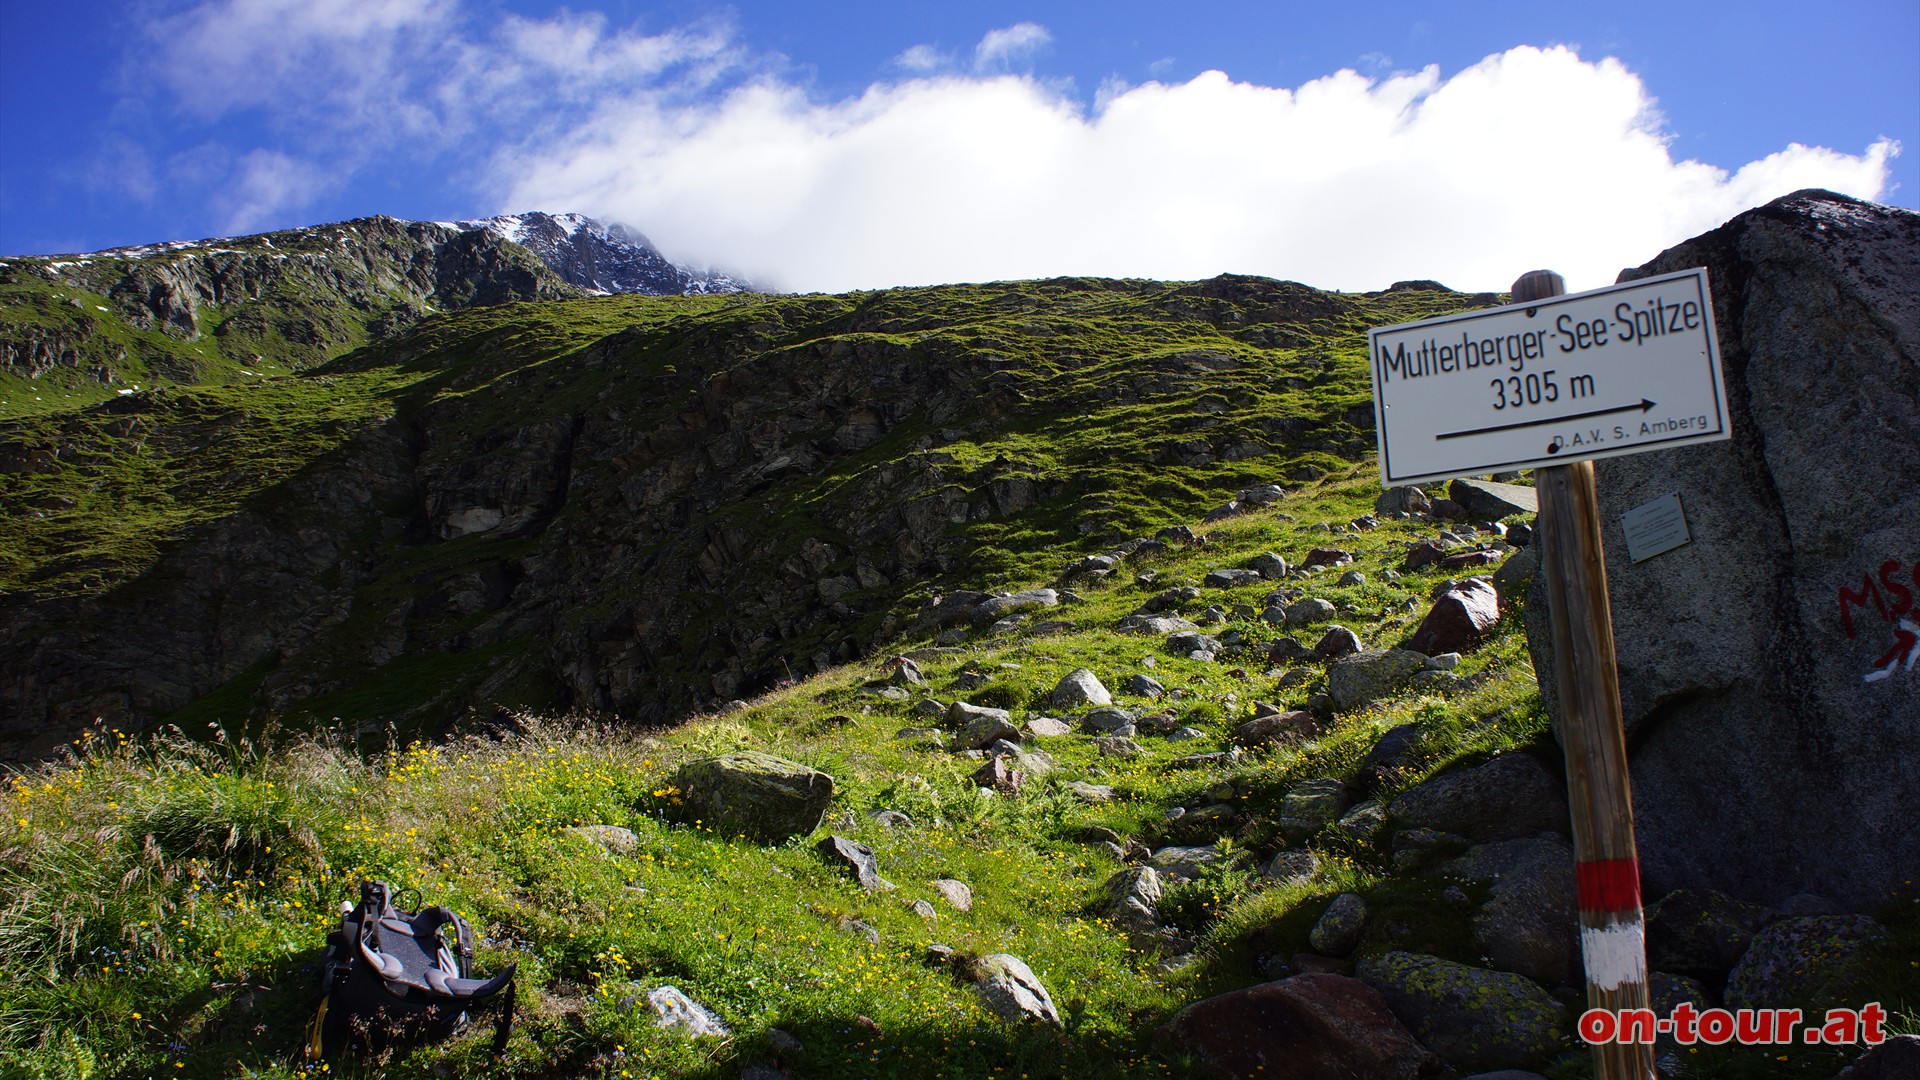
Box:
970;954;1062;1026
1471;835;1580;986
971;588;1058;626
1325;649;1428;711
1404;540;1450;570
1427;497;1466;521
676;752;836;842
1376;486;1431;516
1356;951;1568;1072
815;835;894;891
1837;1035;1920;1080
1314;625;1363;659
566;824;640;855
1267;637;1313;663
1051;668;1112;709
1359;724;1423;788
1167;630;1223;656
1250;552;1290;579
931;878;973;912
1126;673;1165;698
1151;845;1224;882
647;986;731;1037
970;755;1025;795
1389;753;1569;842
1448;479;1538;520
1302;548;1353;568
1280;779;1352;841
1094;736;1143;758
1237;483;1287;506
1154;973;1437;1080
1491;546;1538;608
1118;614;1199;635
1102;865;1164;935
1232;709;1321;748
1724;915;1890;1011
1643;887;1769;980
1309;894;1368;957
1505;522;1533;547
1284;597;1337;625
1439;550;1502;572
1083;707;1140;734
1024;716;1071;737
1333;800;1388;843
1067;781;1115;803
1405;578;1501;655
1204;568;1266;589
955;711;1021;751
1263;849;1321;886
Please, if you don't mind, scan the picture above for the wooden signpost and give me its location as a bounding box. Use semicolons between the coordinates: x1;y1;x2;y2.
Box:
1516;270;1654;1080
1369;268;1729;1080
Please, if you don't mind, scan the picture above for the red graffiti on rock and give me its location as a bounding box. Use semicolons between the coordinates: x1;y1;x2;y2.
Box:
1839;558;1920;683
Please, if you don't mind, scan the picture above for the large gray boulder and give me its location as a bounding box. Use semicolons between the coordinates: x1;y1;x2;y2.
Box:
676;752;835;842
1154;973;1437;1080
1356;951;1568;1072
1526;191;1920;911
1389;753;1568;843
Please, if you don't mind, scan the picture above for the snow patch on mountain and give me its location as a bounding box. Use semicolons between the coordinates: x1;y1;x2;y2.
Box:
441;211;752;296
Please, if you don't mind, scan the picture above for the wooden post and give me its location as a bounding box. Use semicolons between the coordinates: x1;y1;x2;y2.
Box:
1516;269;1657;1080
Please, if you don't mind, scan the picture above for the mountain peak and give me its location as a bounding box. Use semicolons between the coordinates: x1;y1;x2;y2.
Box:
440;210;751;296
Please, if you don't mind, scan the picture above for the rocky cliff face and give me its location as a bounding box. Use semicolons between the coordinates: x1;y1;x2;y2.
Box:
0;216;580;392
1527;190;1920;912
0;274;1474;760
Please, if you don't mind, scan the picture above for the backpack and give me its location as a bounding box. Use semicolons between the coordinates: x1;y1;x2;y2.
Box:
306;880;517;1060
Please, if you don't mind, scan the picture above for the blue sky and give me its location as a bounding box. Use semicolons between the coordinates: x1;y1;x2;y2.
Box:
1;1;1912;292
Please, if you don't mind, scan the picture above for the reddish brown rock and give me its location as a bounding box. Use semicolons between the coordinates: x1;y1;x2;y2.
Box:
1440;549;1502;570
1233;710;1322;747
1302;547;1353;568
1404;541;1449;570
1154;972;1438;1080
1405;578;1500;655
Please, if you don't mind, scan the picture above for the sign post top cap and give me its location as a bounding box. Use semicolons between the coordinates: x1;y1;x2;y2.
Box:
1512;270;1567;304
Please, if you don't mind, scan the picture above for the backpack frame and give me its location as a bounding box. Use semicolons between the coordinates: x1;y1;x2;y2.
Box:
306;880;516;1060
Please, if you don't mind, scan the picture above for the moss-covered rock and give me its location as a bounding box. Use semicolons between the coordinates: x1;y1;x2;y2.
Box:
1355;951;1567;1072
675;751;834;842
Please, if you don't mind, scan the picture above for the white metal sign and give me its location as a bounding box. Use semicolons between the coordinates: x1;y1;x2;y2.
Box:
1368;267;1730;486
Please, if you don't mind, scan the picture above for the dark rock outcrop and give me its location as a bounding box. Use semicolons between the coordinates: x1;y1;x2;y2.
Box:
1154;973;1438;1080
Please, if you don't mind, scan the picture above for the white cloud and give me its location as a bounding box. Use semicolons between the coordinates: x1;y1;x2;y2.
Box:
974;22;1052;72
218;150;329;232
891;44;946;73
126;5;1895;293
499;45;1894;293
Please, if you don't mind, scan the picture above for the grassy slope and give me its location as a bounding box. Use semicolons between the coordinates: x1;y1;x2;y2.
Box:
5;473;1913;1079
4;280;1915;1078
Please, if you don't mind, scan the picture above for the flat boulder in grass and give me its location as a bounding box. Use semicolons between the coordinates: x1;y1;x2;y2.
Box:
1154;973;1438;1080
1449;478;1538;520
1404;578;1501;655
1203;568;1265;589
1389;753;1569;843
676;751;835;842
970;588;1057;626
1356;951;1567;1072
1376;486;1431;516
1325;649;1428;711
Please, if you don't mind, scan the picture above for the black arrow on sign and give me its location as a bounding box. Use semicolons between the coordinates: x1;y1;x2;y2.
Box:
1436;398;1658;441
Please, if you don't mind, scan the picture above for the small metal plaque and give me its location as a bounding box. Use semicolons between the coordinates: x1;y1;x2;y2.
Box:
1621;493;1691;563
